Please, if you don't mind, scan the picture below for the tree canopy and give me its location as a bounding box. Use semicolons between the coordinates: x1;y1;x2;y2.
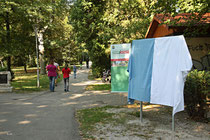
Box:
0;0;209;76
0;0;71;72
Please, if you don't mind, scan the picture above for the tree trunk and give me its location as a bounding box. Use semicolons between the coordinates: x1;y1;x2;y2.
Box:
6;56;11;72
40;54;46;74
5;12;11;72
38;31;46;75
86;60;89;68
24;63;27;73
29;55;36;67
0;60;4;68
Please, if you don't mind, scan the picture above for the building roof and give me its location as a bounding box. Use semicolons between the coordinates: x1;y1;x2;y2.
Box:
155;13;210;24
145;13;210;38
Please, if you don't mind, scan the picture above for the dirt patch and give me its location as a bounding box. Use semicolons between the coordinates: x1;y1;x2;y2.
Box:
81;105;210;140
75;69;209;140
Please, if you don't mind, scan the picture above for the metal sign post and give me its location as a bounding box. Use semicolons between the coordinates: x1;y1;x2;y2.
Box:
140;101;143;123
172;113;175;131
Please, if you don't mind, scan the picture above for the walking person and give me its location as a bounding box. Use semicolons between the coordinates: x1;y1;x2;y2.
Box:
62;64;71;92
73;64;77;79
46;59;57;92
54;61;60;86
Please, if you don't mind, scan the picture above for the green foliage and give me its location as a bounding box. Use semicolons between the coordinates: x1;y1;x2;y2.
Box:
153;0;210;14
0;0;71;71
0;67;7;72
70;0;152;77
69;0;209;77
1;0;209;76
177;0;210;13
184;70;210;121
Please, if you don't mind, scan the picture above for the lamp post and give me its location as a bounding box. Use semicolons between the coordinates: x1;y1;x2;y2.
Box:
33;24;40;87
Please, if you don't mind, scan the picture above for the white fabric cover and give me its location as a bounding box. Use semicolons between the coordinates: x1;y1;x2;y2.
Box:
150;35;192;115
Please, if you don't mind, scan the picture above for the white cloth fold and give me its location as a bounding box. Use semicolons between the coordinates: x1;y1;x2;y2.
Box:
150;35;192;115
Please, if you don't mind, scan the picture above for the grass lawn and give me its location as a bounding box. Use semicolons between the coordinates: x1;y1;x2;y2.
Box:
76;106;117;139
86;69;110;91
11;66;63;93
85;84;111;91
76;105;140;139
87;70;101;81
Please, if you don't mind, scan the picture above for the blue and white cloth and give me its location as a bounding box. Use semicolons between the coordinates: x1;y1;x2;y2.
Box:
127;35;192;115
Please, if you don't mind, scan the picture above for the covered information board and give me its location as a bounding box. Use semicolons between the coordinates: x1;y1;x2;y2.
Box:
111;43;131;92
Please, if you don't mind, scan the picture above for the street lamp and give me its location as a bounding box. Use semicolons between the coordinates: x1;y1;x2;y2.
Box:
33;24;40;88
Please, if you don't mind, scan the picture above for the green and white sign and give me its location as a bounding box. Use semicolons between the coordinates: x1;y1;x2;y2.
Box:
111;43;131;92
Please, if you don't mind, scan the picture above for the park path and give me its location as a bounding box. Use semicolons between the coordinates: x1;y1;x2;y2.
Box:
0;66;127;140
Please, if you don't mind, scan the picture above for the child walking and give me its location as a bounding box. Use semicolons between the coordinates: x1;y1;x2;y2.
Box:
73;64;77;79
62;64;71;92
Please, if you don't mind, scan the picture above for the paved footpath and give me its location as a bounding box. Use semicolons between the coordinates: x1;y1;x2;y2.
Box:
0;67;127;140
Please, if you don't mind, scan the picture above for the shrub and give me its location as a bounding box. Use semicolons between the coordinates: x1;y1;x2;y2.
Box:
0;67;7;72
184;70;210;121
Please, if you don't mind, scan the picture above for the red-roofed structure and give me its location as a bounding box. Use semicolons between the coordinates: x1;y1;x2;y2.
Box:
145;13;210;38
145;13;210;71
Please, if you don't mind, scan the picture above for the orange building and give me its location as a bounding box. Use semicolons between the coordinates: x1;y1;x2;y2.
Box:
145;13;210;70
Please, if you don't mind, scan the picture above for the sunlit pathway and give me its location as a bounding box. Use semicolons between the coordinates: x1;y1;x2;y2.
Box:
0;68;90;140
0;66;127;140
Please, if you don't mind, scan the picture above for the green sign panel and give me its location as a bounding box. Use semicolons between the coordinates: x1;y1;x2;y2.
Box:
111;44;131;92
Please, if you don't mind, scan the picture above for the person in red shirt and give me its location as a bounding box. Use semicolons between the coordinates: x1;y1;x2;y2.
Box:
62;64;71;92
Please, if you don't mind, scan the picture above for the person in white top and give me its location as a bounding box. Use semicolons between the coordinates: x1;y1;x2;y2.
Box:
54;62;60;86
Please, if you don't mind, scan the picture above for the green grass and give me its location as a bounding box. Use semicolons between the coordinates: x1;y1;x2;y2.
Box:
11;66;63;93
87;73;96;80
76;105;137;139
86;84;111;91
76;106;115;139
87;70;101;80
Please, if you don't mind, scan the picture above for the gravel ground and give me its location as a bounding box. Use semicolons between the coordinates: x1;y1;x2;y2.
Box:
1;66;208;140
73;67;210;140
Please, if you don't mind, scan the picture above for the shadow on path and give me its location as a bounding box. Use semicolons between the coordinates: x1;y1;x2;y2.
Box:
0;66;127;140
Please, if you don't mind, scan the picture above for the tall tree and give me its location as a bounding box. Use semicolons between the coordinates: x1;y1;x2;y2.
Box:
0;0;71;74
0;0;20;73
69;0;153;77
